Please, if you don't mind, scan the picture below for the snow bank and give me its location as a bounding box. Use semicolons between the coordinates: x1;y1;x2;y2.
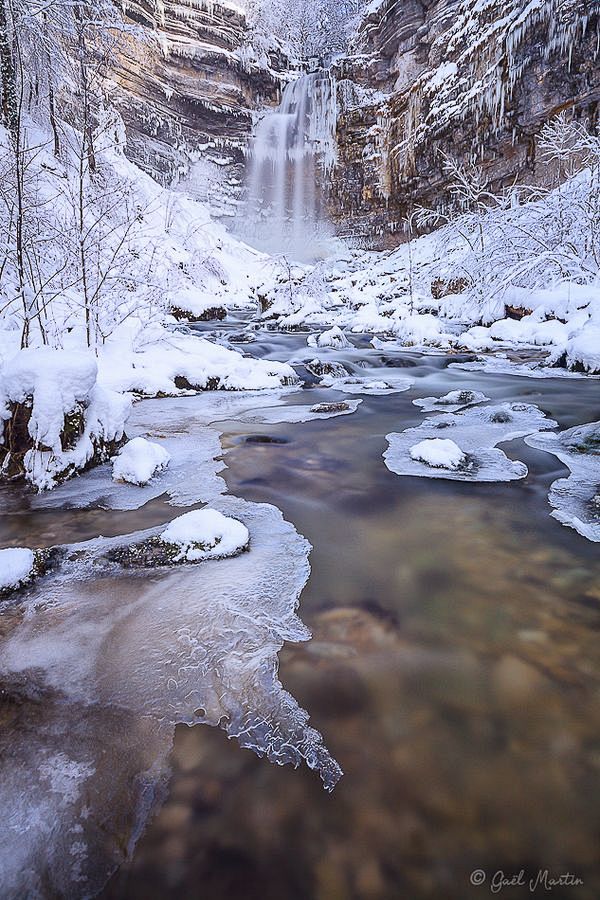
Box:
410;438;466;469
0;547;35;592
551;323;600;375
161;509;250;561
112;438;170;486
99;325;297;397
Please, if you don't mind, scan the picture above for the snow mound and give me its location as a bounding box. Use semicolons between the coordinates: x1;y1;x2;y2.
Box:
0;548;35;591
307;326;351;350
525;422;600;542
414;389;490;413
161;509;249;561
112;438;170;486
410;438;466;469
385;402;557;482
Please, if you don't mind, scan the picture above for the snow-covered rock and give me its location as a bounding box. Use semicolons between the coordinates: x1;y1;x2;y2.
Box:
554;324;600;375
99;325;297;397
307;326;351;349
112;438;171;486
414;390;489;413
161;509;250;561
409;438;466;469
0;548;35;592
0;349;130;491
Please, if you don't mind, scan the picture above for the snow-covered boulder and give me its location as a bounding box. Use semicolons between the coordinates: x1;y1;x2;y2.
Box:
307;326;350;350
112;437;170;486
0;349;130;490
409;438;466;469
0;548;35;592
161;509;249;562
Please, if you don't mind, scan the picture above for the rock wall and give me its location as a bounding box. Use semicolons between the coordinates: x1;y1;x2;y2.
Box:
329;0;600;248
106;0;282;208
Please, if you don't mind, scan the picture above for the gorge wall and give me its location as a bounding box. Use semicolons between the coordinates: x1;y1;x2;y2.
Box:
104;0;600;245
106;0;283;215
328;0;600;248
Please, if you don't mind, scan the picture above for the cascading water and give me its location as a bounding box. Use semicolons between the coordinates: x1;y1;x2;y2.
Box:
242;71;338;262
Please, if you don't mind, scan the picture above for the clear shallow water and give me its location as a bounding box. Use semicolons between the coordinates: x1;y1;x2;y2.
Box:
1;326;600;900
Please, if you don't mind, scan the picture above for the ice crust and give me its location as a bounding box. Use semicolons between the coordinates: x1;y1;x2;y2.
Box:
385;402;557;482
525;421;600;542
0;392;342;898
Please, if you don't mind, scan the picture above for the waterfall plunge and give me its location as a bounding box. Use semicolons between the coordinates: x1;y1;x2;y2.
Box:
243;71;338;262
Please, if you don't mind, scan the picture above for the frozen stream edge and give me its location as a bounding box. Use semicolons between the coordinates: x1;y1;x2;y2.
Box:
0;389;344;899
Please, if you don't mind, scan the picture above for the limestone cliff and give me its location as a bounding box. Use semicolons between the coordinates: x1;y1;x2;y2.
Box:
329;0;600;248
106;0;282;212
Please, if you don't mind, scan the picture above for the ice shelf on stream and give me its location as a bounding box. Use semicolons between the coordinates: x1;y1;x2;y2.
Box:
525;421;600;542
384;402;557;482
0;392;342;899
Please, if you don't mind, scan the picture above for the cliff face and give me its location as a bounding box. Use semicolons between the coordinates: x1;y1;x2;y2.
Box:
106;0;282;212
329;0;600;248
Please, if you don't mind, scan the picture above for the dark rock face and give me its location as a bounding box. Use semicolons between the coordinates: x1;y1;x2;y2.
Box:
110;0;282;192
328;0;600;247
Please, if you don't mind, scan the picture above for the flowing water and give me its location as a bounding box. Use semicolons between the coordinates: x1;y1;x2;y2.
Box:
240;71;338;261
1;320;599;900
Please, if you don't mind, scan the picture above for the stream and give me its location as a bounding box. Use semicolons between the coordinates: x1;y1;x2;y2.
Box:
1;320;599;900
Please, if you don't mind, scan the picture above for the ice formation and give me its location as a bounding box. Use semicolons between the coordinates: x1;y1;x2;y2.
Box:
237;397;362;424
525;421;600;542
0;392;343;897
384;402;557;482
321;370;414;395
413;390;490;413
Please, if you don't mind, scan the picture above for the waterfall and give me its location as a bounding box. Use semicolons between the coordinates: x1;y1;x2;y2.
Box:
242;71;338;262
